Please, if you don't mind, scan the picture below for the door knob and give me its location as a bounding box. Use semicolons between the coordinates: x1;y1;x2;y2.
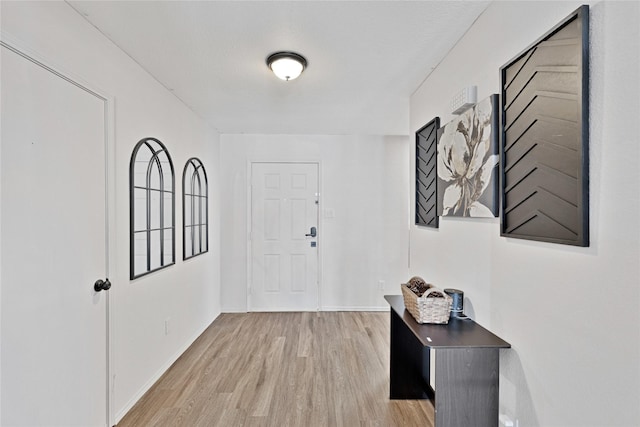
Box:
305;226;317;237
94;278;111;292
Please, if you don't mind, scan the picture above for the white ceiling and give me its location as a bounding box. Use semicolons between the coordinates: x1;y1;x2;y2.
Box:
68;1;490;135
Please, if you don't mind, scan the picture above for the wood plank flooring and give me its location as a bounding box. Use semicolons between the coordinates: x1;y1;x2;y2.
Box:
117;312;434;426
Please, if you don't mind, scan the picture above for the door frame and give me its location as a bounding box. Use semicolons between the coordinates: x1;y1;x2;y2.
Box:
246;160;322;312
0;34;117;426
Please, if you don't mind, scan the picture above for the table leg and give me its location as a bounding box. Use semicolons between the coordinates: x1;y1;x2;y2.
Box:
389;308;432;399
434;348;499;427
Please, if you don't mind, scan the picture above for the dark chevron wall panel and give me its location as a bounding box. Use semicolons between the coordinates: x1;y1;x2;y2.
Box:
416;117;440;228
500;5;589;246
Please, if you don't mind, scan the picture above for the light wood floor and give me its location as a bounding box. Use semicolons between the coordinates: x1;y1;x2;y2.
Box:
117;312;434;426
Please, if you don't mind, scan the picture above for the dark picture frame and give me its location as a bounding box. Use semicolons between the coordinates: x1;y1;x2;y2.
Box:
129;137;176;280
182;157;209;260
499;5;589;246
415;117;440;228
436;95;500;218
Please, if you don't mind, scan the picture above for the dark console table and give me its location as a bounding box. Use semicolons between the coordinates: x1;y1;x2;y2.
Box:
384;295;510;427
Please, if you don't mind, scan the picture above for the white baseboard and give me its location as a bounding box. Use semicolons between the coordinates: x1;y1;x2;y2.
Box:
221;306;248;313
320;306;389;312
222;306;390;313
114;313;221;423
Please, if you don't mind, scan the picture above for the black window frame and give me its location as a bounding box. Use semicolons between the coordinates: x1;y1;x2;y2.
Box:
129;137;176;279
182;157;209;260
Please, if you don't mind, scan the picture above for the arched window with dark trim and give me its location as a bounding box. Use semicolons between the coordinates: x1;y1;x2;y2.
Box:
130;137;175;279
182;158;208;259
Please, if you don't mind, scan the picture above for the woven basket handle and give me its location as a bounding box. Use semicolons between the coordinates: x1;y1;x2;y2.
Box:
423;287;450;299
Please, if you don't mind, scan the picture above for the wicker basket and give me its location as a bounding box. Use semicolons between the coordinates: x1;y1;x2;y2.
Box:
401;283;452;324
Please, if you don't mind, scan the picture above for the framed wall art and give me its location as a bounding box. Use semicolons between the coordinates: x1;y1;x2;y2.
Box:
415;117;440;228
183;157;209;260
437;94;499;218
130;137;176;279
500;5;589;246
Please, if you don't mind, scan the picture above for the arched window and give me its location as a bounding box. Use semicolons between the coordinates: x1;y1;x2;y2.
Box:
130;138;175;279
183;158;208;259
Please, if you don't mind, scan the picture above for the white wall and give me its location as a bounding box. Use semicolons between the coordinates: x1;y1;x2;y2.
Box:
410;1;640;426
220;134;409;311
4;1;638;425
0;1;221;423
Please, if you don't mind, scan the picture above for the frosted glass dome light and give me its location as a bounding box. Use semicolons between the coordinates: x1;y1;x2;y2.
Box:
267;52;307;81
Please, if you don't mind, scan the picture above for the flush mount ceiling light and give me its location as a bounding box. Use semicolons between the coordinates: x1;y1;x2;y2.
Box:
266;51;307;81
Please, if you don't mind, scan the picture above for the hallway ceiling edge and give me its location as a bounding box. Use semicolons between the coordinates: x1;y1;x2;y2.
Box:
69;1;490;135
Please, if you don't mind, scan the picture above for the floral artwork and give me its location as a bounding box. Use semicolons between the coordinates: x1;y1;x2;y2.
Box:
437;94;499;217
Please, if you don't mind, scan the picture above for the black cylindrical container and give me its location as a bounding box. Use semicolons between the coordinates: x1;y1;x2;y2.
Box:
444;288;464;317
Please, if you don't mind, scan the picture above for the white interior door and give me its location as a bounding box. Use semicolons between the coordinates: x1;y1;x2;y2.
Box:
250;162;319;311
1;44;109;426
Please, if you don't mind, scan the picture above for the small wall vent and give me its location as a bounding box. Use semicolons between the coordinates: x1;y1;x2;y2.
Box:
450;86;477;114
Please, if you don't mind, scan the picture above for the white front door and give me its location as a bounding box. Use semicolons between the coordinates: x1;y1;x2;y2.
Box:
1;44;109;426
250;162;319;311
